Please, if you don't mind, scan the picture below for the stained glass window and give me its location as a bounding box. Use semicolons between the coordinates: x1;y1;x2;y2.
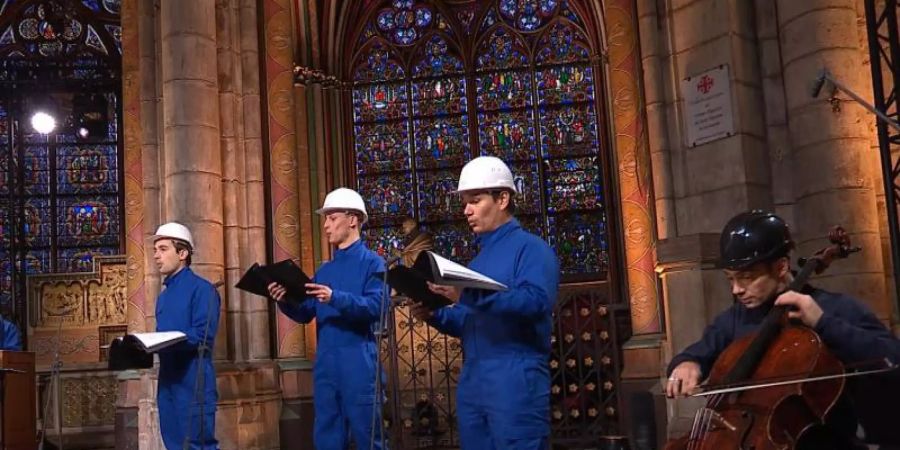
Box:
351;0;607;280
0;1;123;319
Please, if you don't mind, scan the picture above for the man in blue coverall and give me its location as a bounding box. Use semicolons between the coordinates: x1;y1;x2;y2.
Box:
411;156;560;450
0;315;22;351
666;210;900;449
152;222;220;449
268;187;388;450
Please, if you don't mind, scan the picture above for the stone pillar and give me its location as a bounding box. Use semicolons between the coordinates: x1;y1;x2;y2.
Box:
239;0;271;362
217;0;245;361
160;0;228;358
778;0;889;318
656;234;733;438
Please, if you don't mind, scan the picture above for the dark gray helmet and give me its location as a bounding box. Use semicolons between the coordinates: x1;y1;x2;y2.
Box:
719;210;794;270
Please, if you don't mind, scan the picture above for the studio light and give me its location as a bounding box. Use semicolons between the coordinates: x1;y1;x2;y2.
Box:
31;111;56;134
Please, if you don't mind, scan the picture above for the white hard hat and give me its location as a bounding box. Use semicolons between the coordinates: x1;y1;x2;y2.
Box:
152;222;194;249
456;156;517;193
316;187;368;224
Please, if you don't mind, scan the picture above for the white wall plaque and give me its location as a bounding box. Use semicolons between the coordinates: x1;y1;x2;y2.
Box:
681;65;735;148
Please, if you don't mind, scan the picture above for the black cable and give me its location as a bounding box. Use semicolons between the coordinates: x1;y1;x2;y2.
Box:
182;279;220;450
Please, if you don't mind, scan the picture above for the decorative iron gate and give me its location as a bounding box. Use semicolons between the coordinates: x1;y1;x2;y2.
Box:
381;283;630;449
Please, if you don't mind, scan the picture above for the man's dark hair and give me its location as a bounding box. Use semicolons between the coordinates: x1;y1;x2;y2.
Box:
490;189;517;214
172;240;193;266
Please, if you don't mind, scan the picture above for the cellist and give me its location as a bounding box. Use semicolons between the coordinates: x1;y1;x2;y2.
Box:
665;210;900;449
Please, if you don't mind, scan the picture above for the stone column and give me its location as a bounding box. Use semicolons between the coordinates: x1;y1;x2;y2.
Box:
239;0;271;361
160;0;228;358
217;0;247;362
778;0;889;318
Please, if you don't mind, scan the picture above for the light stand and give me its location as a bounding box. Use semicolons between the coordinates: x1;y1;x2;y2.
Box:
38;319;64;450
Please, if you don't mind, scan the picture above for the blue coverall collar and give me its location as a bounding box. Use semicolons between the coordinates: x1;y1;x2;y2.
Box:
475;218;520;247
334;238;363;258
163;266;191;287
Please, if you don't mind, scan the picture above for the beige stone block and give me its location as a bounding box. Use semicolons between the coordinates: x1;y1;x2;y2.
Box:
732;84;767;138
646;104;669;153
221;139;239;177
780;6;860;66
244;139;264;180
651;151;673;195
638;16;659;59
161;33;218;85
139;101;158;145
671;0;729;54
163;125;222;171
793;140;874;197
247;184;266;226
767;125;793;203
676;36;731;80
754;0;779;39
682;134;769;194
782;47;861;112
794;189;880;237
642;57;666;106
676;184;773;234
757;38;783;80
219;92;237;137
812;272;889;318
240;52;261;94
163;177;224;222
760;75;787;126
669;148;689;201
242;95;263;139
731;34;764;87
160;0;217;39
786;103;870;151
162;81;220;128
775;0;856;30
636;0;658;19
661;264;732;354
663;268;709;355
217;51;235;91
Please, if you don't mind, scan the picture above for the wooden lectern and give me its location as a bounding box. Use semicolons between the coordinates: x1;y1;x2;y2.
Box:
0;351;36;450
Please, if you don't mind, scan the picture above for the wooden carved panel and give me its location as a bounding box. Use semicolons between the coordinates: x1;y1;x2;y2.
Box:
26;256;128;368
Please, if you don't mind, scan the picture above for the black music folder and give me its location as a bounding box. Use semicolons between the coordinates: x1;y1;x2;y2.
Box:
235;259;312;305
107;331;187;370
387;264;454;310
386;251;504;310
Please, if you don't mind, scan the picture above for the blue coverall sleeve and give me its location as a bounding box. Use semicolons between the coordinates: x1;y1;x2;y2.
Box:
814;296;900;368
1;320;22;351
470;242;559;319
160;283;221;353
328;257;386;324
427;304;468;337
666;310;736;379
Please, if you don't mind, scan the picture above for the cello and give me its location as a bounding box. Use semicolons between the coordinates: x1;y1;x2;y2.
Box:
664;227;890;449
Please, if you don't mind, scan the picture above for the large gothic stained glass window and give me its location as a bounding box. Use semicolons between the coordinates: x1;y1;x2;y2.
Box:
351;0;608;280
0;0;122;317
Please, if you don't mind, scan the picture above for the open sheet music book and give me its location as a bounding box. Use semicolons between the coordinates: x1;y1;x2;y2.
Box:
386;251;506;310
107;331;187;370
423;251;507;291
125;331;187;352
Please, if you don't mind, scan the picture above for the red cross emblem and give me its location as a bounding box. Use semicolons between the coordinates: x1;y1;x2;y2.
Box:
697;75;714;94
